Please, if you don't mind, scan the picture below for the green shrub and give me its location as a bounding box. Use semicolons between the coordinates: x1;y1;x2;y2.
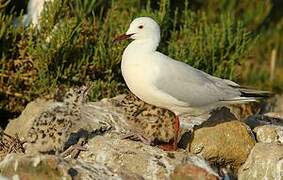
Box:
0;0;282;116
168;8;252;79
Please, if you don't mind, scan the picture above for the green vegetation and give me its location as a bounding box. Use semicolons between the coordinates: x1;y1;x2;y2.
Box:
0;0;282;116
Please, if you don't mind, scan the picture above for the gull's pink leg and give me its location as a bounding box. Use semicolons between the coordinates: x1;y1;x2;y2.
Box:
159;115;180;151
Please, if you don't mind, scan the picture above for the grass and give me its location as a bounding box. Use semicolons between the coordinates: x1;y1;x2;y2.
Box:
0;0;282;119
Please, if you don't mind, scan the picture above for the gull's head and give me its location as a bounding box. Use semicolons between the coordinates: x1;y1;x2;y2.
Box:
114;17;160;43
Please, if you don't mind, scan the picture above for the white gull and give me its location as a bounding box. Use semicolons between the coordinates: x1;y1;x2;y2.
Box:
115;17;268;117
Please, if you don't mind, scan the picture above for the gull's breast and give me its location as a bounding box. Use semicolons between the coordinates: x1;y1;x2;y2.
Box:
121;56;159;103
121;55;188;113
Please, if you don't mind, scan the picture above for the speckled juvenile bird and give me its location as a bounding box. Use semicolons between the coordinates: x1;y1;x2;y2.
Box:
24;85;92;157
117;93;179;150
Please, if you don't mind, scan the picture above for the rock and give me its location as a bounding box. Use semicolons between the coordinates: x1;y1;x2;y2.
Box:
0;137;220;180
5;98;53;139
80;135;219;179
0;148;218;180
170;156;219;180
3;90;208;155
0;153;142;180
238;143;283;180
2;88;221;179
189;120;256;170
272;95;283;112
244;112;283;129
80;135;184;179
171;164;218;180
254;125;283;143
264;111;283;120
0;175;9;180
5;86;112;154
0;154;71;179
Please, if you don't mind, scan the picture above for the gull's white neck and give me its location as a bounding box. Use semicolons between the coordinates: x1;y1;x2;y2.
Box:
123;38;160;57
121;38;159;77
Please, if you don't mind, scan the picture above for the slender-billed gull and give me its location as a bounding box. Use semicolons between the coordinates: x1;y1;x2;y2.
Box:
114;17;269;150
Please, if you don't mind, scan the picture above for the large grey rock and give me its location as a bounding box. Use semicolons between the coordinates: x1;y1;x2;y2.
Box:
238;143;283;180
80;135;218;179
189;120;256;170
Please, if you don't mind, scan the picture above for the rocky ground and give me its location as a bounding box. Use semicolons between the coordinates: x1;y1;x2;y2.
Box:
0;86;283;180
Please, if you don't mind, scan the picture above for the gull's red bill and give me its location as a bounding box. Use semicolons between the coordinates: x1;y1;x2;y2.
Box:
113;33;134;43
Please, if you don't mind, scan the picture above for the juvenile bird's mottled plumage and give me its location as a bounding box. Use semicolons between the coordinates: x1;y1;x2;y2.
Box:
25;85;91;155
117;93;176;144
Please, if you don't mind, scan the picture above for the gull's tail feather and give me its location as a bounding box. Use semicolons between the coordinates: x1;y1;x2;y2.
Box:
222;87;272;104
239;88;273;98
222;96;257;103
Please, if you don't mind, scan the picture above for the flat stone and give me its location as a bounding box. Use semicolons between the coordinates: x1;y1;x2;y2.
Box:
238;143;283;180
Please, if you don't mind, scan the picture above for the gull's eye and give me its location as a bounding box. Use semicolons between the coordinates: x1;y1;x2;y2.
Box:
138;25;143;29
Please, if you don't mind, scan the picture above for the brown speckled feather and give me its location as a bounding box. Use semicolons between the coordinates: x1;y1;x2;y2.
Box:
117;93;176;143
